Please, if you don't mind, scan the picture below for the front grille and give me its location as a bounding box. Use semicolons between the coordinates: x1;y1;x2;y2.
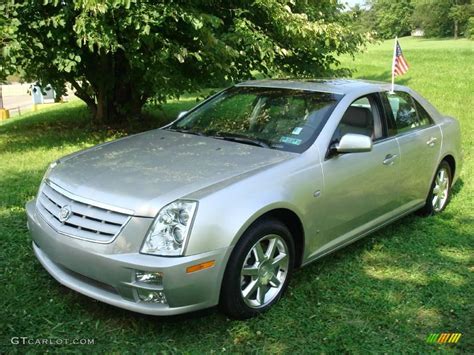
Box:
36;182;130;243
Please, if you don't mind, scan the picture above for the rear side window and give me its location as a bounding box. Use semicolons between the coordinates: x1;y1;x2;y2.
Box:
414;100;434;127
386;91;419;133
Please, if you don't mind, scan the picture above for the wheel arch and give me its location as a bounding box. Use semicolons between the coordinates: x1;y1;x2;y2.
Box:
441;154;456;179
239;208;306;268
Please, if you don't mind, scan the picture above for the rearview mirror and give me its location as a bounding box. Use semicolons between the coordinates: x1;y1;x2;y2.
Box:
335;133;372;153
177;111;188;119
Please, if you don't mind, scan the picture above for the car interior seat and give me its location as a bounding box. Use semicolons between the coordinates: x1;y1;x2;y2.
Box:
332;106;373;142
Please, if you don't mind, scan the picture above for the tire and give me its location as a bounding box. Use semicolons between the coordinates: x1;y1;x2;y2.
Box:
418;160;452;216
219;218;295;319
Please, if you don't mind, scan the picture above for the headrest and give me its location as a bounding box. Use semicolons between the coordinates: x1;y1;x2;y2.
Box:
341;106;372;128
396;102;413;119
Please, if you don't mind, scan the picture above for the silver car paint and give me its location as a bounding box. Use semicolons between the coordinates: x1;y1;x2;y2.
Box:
27;201;232;314
27;79;463;315
49;129;295;217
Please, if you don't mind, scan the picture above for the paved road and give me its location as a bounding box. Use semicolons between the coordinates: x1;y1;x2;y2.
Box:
1;83;76;117
1;83;32;115
4;97;33;115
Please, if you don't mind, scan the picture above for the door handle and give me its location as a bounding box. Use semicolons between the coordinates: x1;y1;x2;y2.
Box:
426;137;437;147
383;154;398;166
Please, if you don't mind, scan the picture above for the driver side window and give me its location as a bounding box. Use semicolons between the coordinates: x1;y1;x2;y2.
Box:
331;95;383;144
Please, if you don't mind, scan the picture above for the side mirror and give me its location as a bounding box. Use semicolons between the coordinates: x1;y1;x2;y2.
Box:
335;133;372;153
177;111;188;120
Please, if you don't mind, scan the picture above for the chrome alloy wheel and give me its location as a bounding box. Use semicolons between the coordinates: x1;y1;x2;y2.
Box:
432;167;450;212
240;234;289;308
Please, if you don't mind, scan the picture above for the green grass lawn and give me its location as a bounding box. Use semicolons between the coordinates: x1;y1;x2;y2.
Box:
1;37;473;353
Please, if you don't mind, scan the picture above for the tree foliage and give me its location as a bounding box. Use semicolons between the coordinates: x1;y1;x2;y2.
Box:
468;16;474;38
411;0;473;38
355;0;473;39
0;6;14;83
0;0;366;123
366;0;414;39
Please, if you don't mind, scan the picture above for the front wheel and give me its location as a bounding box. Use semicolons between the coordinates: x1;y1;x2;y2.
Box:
419;161;452;216
219;219;295;319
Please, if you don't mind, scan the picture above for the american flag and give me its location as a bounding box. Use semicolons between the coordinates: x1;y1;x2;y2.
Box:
393;40;409;77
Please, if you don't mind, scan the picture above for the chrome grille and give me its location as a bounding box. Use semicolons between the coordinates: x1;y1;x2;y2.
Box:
36;183;130;243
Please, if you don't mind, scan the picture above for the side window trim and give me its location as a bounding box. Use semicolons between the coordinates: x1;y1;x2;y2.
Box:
367;94;385;142
373;93;391;139
409;95;425;127
380;92;398;137
371;94;399;146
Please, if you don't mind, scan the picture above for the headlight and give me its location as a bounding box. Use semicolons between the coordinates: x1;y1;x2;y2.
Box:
141;200;198;256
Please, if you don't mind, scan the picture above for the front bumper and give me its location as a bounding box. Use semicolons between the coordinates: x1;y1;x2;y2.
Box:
26;200;231;316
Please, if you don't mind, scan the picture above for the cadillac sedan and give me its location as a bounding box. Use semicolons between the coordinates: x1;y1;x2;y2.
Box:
27;79;462;319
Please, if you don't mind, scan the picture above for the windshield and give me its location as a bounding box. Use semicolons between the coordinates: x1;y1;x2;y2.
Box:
168;86;343;153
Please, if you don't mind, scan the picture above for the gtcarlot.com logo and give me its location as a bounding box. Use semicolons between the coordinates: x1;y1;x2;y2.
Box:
426;333;462;344
11;337;95;345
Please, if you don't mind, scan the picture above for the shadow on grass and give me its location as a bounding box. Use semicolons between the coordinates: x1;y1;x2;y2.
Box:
451;178;464;197
0;100;198;154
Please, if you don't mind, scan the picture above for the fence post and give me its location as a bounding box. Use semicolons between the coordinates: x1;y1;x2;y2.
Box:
0;85;11;120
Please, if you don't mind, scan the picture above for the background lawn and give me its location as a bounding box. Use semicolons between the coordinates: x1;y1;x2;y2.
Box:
1;37;473;353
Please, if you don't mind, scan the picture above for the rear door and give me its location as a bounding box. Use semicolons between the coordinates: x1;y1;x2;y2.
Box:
383;91;442;209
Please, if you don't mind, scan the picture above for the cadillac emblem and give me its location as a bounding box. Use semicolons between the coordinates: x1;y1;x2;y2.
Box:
59;205;72;223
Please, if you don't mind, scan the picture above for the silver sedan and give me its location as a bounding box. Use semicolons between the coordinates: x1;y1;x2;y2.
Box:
26;79;462;319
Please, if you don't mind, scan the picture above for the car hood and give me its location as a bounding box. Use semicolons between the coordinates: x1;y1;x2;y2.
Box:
48;129;295;216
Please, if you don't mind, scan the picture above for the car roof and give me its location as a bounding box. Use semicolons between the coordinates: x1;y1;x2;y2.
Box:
235;79;400;95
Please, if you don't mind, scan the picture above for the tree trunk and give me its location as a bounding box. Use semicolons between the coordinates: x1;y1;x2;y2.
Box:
71;50;146;125
454;20;458;39
72;81;145;125
95;88;108;124
93;84;145;125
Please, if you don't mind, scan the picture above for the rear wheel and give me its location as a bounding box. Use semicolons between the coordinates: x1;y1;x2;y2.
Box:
219;219;294;319
419;161;452;216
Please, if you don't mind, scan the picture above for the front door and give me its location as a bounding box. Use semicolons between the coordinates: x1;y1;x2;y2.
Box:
312;94;401;257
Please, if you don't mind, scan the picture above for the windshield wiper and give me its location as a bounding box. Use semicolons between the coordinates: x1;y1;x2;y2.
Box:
169;128;270;148
167;127;204;136
211;132;270;148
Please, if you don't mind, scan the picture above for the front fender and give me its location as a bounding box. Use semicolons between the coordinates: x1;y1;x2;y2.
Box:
183;154;323;258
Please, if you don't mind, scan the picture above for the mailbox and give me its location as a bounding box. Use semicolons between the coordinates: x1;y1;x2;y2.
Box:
31;84;56;104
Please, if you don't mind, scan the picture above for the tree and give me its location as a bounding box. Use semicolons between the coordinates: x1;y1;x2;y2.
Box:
449;2;473;38
365;0;414;39
467;16;474;38
346;4;377;38
411;0;473;38
0;4;14;84
0;0;366;124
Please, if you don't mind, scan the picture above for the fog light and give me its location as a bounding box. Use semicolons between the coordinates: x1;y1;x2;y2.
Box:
135;271;163;285
137;289;167;304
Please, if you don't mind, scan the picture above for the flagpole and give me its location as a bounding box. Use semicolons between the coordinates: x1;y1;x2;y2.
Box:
390;36;398;93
